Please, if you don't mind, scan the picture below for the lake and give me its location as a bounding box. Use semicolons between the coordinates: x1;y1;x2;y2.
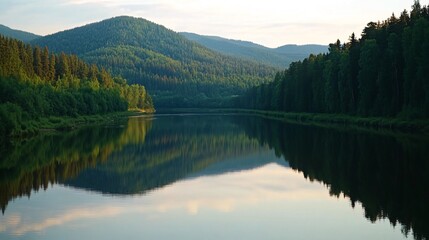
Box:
0;114;428;240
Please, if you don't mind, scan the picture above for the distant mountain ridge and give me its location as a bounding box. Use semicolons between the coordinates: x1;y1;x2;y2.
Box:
275;44;329;55
0;24;40;42
31;16;277;107
180;32;328;68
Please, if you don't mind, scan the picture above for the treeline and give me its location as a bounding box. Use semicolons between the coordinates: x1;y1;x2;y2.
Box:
236;1;429;118
0;35;154;136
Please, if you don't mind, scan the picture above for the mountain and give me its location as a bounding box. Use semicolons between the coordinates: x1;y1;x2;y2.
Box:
275;44;329;56
31;16;277;107
0;24;40;42
180;32;328;68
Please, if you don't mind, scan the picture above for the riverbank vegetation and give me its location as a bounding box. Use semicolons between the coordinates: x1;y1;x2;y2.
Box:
239;110;429;134
0;36;154;137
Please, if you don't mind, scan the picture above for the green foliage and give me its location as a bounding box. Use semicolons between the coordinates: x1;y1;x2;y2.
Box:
31;16;276;107
0;103;23;136
0;35;154;137
358;39;379;115
237;3;429;119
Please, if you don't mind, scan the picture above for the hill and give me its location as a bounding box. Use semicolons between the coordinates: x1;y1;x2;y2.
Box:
31;16;277;107
0;24;40;42
180;32;328;68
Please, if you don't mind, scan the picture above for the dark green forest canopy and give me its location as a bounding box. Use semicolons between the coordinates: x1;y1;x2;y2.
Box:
31;16;277;107
0;35;154;137
236;1;429;119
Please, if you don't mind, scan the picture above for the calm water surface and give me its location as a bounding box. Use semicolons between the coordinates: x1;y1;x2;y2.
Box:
0;114;428;239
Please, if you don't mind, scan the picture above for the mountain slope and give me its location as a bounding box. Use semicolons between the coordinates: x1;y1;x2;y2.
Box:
180;32;328;68
0;24;41;42
31;16;276;107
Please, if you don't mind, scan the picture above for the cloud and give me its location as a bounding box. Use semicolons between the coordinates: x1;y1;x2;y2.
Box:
0;0;412;46
2;207;124;236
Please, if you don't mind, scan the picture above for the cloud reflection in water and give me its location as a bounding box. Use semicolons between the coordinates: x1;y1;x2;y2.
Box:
1;163;328;236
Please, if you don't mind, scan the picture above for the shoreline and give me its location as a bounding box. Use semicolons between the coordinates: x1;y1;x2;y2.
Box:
156;108;429;135
7;111;148;140
5;108;429;142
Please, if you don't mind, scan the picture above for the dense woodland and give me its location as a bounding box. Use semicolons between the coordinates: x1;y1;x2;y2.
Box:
0;36;154;137
236;1;429;119
31;16;276;107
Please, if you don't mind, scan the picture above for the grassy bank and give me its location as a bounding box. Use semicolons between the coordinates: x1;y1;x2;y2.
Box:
8;111;146;138
234;109;429;134
157;108;429;134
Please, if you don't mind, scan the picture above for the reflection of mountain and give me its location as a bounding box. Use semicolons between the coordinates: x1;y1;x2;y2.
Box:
0;115;272;214
0;117;152;214
3;114;426;240
63;115;269;194
239;117;429;240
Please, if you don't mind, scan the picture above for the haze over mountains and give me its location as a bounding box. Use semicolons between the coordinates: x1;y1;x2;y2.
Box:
0;24;40;42
1;16;327;107
180;32;328;68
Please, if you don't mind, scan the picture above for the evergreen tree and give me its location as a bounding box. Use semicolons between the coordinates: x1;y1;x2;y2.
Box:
0;35;155;137
33;46;42;78
236;2;429;119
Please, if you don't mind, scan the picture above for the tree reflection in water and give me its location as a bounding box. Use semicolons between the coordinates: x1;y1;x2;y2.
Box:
0;114;428;239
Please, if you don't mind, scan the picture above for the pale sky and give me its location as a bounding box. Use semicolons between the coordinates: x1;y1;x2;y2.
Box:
0;0;421;47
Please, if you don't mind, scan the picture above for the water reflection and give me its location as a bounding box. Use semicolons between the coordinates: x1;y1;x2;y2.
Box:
0;114;428;239
0;116;152;213
1;164;405;240
239;117;429;240
63;115;269;194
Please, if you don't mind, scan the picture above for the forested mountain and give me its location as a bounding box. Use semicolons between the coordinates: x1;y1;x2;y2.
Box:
0;24;40;42
236;1;429;119
180;32;328;68
0;35;154;137
31;16;277;107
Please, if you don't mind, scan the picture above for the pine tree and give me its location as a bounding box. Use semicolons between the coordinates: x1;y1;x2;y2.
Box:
33;46;43;78
41;47;50;82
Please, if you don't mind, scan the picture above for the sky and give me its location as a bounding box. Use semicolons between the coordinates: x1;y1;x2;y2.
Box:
0;0;421;48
